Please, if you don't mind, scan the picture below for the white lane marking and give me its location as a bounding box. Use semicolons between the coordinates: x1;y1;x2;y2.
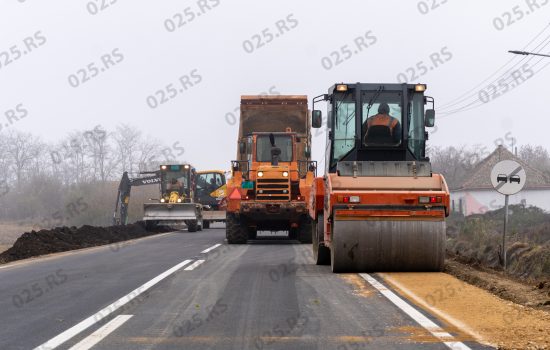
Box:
184;259;205;270
68;315;133;350
34;259;193;350
360;274;472;350
200;243;221;254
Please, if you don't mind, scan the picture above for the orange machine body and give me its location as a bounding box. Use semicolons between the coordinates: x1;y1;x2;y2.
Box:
310;173;450;247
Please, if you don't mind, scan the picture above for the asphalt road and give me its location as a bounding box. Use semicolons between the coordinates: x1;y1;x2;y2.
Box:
0;226;493;350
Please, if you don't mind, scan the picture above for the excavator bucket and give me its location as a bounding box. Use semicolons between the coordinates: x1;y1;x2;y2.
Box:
330;219;445;272
143;203;200;223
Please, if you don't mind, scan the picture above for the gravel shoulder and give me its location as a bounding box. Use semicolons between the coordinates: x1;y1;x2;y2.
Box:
381;270;550;350
445;256;550;311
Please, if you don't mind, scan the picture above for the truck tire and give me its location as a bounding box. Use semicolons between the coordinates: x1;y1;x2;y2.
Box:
187;220;198;232
226;213;247;244
313;215;330;265
297;216;313;244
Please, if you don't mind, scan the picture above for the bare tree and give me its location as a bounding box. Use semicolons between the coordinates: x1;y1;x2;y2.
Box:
136;136;163;174
519;145;550;177
4;130;43;188
84;125;116;182
113;124;141;176
429;145;481;189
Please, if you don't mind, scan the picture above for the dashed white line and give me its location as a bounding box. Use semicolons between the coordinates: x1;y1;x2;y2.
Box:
68;315;133;350
200;243;222;254
184;259;205;270
359;273;472;350
34;259;193;350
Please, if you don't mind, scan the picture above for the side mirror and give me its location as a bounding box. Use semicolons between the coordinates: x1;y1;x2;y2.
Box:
425;109;435;127
312;110;322;128
239;141;246;155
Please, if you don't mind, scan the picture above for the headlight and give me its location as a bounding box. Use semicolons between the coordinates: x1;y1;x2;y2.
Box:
415;84;427;92
282;171;289;177
177;198;182;203
336;84;348;92
257;171;264;177
160;198;166;203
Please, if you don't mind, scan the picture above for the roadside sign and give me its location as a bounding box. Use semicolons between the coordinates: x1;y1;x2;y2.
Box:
490;159;527;271
490;160;526;195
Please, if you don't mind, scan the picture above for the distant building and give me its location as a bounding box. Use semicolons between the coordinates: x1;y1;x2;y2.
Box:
451;146;550;215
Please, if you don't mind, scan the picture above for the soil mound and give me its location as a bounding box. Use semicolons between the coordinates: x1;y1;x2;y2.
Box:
0;222;171;264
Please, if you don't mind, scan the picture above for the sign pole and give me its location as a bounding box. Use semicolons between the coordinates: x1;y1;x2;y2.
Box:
491;160;525;272
503;194;509;270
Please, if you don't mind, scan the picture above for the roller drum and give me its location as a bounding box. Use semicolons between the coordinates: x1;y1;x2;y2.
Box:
330;220;445;272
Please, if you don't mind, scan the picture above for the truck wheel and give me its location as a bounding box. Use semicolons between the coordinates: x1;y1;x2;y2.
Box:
203;221;210;229
226;213;247;244
187;220;198;232
313;215;330;265
298;216;313;244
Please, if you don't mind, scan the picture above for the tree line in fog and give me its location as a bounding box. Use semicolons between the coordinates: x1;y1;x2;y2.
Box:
1;124;549;226
429;144;550;189
0;125;186;224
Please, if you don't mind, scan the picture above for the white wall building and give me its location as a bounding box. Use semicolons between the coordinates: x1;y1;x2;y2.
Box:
451;146;550;215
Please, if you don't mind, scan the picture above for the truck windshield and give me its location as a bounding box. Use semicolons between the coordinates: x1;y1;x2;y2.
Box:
197;172;224;193
256;135;293;162
162;172;188;193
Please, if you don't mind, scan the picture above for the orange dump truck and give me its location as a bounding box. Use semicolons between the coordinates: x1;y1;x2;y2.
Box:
225;95;317;243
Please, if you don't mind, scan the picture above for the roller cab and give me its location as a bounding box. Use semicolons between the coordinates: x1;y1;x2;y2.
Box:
310;83;450;272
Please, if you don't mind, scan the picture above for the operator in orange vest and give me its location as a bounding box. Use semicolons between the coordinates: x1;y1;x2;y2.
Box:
363;102;402;145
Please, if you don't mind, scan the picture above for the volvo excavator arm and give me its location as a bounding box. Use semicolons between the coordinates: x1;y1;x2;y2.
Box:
112;171;161;225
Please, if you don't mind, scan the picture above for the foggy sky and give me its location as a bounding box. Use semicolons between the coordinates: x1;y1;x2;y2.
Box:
1;0;549;171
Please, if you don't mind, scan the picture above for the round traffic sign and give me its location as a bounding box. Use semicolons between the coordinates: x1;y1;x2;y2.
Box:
490;160;526;195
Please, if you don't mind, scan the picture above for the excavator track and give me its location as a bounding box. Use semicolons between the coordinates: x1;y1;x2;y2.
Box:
330;219;445;272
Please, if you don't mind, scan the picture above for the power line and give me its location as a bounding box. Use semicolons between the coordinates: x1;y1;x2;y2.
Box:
439;56;550;117
438;23;550;112
439;31;550;113
438;33;550;117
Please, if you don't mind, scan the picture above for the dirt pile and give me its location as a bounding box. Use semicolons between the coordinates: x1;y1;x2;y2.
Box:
0;222;171;264
445;257;550;311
